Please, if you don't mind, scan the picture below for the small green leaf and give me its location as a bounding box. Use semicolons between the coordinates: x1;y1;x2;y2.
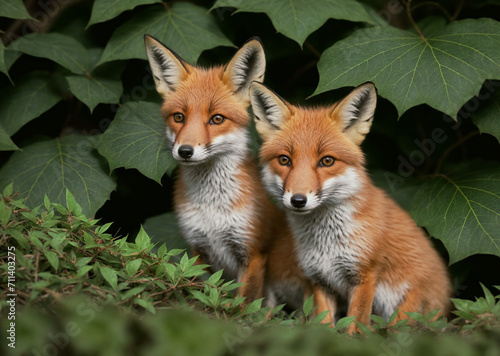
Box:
65;189;83;216
87;0;162;27
480;283;496;307
157;244;167;259
44;250;59;271
135;226;151;250
43;195;51;210
241;298;264;315
303;294;314;317
334;316;356;331
388;308;400;325
75;257;93;268
133;297;155;314
370;314;387;326
48;231;67;253
2;182;13;197
120;285;147;301
191;290;212;306
208;287;220;307
98;2;233;65
126;258;143;278
0;0;32;19
311;310;331;325
0;200;11;226
0;71;62;136
206;270;224;286
76;265;93;278
97;101;176;182
99;265;118;289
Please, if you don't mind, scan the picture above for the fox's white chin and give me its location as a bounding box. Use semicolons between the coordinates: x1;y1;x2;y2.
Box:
287;208;313;215
177;159;207;166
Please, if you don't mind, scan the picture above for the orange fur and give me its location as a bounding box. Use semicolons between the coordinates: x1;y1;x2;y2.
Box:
253;82;452;332
145;36;330;317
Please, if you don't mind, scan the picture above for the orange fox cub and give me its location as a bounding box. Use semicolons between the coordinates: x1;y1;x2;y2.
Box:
143;35;325;308
250;81;452;332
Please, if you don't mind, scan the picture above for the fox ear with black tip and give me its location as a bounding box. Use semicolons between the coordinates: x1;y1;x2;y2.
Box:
250;82;292;141
331;82;377;146
144;35;190;99
224;37;266;100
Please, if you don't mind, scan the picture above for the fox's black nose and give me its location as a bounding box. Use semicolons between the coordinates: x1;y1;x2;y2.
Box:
290;194;307;208
178;145;194;159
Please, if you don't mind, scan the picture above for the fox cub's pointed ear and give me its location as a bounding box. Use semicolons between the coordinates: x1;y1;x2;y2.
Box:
332;82;377;146
250;82;291;140
144;35;189;98
224;38;266;98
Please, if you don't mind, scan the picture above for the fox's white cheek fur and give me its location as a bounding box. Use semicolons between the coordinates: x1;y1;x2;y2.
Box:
261;165;284;205
320;167;363;204
165;127;176;147
210;128;249;159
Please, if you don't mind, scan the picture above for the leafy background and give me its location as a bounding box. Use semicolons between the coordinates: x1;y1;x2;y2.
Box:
0;0;500;329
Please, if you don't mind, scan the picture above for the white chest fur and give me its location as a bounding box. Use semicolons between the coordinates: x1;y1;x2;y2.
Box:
176;155;254;279
288;201;364;297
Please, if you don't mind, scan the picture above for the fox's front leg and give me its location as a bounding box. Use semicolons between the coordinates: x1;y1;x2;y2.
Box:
313;286;336;325
346;271;377;334
238;251;268;304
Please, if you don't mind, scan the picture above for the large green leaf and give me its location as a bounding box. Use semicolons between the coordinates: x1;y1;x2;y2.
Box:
98;2;233;65
0;0;31;19
87;0;162;28
411;167;500;264
0;135;116;217
66;75;122;113
97;101;176;183
313;18;500;118
0;71;62;136
0;125;19;151
9;33;89;74
143;212;189;252
211;0;379;45
66;48;124;112
471;88;500;144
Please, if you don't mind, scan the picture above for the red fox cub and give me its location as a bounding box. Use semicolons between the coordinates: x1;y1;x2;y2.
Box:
250;81;452;332
144;35;330;312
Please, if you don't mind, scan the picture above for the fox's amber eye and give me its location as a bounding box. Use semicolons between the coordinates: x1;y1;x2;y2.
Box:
210;114;225;125
173;113;184;123
319;156;335;167
278;155;291;166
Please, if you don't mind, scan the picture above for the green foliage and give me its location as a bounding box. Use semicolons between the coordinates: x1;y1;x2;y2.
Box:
211;0;380;45
0;0;31;20
0;0;500;326
98;2;234;65
0;136;116;217
314;18;500;118
471;89;500;143
0;191;247;317
1;192;500;355
0;71;62;136
97;101;176;182
411;168;500;263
